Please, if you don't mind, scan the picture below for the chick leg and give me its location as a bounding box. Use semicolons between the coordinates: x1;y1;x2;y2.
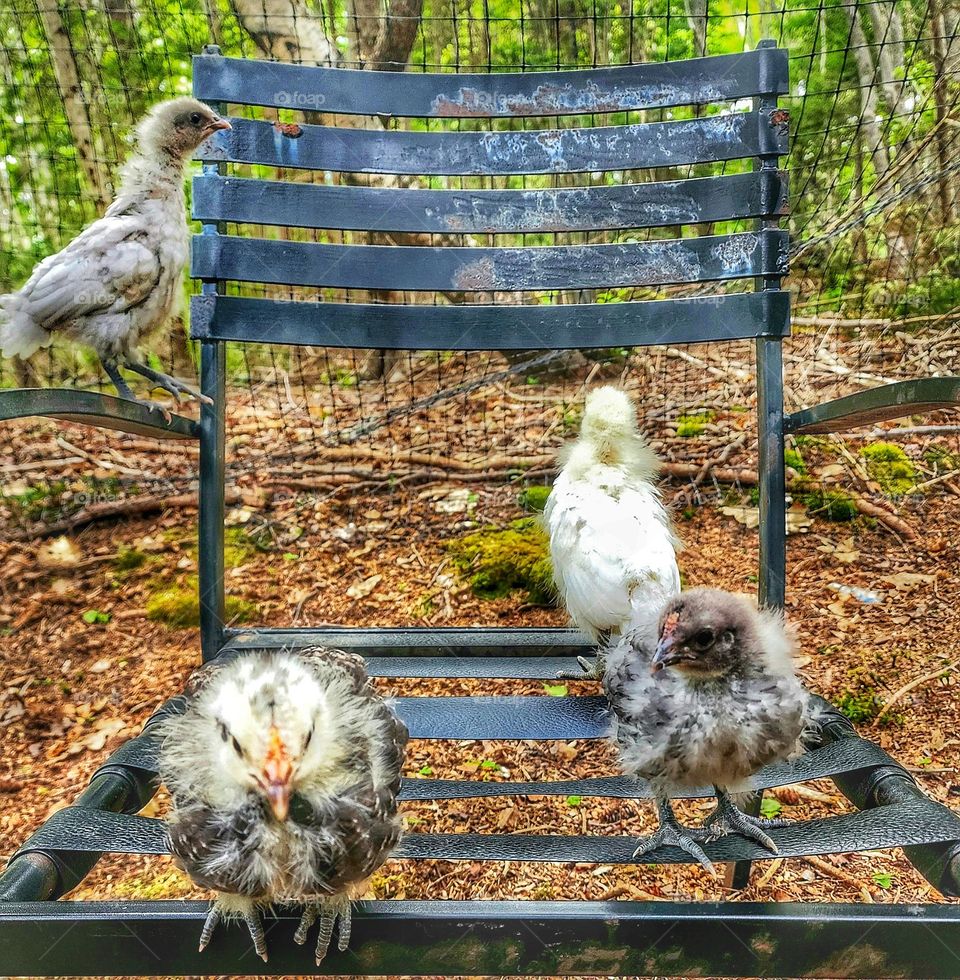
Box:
198;893;268;962
294;895;353;965
632;796;715;874
122;357;214;405
99;356;173;421
556;653;606;681
700;788;789;853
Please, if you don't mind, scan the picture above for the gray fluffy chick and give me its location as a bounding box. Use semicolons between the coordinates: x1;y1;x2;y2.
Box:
604;587;814;873
158;648;408;964
0;98;230;413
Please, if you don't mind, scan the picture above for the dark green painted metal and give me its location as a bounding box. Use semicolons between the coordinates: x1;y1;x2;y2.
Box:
197;112;788;176
787;377;960;434
190;291;791;350
191;230;789;291
191;170;790;234
0;389;198;439
193;47;788;116
5;899;960;978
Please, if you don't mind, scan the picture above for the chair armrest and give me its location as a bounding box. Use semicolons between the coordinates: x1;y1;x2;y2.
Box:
0;388;199;439
785;378;960;435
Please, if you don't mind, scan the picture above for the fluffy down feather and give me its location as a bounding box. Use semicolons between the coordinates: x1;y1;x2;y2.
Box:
544;386;681;642
603;588;817;873
158;647;407;963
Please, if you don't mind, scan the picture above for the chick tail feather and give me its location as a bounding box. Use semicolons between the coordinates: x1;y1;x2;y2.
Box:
0;294;50;360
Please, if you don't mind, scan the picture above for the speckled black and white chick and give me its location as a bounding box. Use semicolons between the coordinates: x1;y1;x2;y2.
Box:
604;588;813;873
158;648;408;964
0;99;230;412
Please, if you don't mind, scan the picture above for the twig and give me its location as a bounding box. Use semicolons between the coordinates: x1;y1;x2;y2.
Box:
9;488;243;541
873;657;960;725
673;435;746;505
801;855;872;901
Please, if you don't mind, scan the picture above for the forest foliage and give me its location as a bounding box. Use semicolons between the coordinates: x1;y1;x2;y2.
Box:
1;0;958;346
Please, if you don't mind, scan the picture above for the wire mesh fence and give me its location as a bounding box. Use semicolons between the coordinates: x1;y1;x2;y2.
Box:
1;0;958;570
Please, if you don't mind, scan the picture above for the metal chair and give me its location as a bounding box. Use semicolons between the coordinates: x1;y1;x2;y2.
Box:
3;42;960;977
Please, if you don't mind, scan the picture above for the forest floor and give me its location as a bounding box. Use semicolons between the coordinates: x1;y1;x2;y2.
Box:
2;331;960;980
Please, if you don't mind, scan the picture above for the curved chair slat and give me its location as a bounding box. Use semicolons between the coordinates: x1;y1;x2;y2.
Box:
0;388;199;440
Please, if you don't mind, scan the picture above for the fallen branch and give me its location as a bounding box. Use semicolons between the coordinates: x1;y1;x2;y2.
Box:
873;657;960;725
9;488;244;541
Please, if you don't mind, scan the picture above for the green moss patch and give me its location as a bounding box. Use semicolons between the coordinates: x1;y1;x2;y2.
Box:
860;442;919;496
447;518;554;603
676;411;714;438
114;546;147;572
801;489;858;521
146;576;257;628
517;485;551;513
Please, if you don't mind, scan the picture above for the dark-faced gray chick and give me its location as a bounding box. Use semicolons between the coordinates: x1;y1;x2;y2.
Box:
0;99;230;413
604;588;813;873
158;647;408;964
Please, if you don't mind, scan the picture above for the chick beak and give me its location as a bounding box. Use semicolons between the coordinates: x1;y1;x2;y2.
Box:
263;725;293;821
651;612;681;673
205;117;232;135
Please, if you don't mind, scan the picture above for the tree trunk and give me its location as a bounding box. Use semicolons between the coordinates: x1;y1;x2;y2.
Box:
228;0;340;64
866;0;907;113
683;0;707;57
38;1;110;209
931;8;955;223
844;3;890;180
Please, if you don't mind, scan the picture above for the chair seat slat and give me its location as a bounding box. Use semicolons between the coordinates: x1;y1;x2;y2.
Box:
17;799;960;864
190;291;790;349
192;49;788;117
197;112;787;175
192;171;789;233
192;231;788;292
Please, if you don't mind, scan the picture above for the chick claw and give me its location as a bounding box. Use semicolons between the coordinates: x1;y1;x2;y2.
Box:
295;897;352;965
700;790;788;854
123;359;214;406
556;654;606;681
198;895;268;962
632;823;716;875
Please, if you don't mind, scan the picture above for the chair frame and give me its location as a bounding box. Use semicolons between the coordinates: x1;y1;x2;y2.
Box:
3;42;960;978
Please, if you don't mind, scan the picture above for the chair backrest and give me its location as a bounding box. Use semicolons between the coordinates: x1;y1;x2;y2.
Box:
191;43;790;659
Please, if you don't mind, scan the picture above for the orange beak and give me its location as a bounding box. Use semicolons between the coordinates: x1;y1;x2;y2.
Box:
262;724;293;821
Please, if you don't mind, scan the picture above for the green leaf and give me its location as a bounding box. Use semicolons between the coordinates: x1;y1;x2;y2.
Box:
480;759;499;770
417;764;434;776
543;682;568;697
282;552;298;561
82;609;110;625
759;797;783;819
565;795;582;807
872;872;893;889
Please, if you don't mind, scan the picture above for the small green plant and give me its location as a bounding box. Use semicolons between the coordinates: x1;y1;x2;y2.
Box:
417;765;434;776
223;527;258;568
543;682;568;697
480;759;499;771
81;609;110;625
860;442;919;496
517;485;551;513
837;689;884;723
565;795;583;807
783;448;807;474
760;797;783;819
872;872;893;889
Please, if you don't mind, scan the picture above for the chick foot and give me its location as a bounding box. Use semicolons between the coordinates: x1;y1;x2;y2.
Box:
700;789;789;853
124;358;214;405
100;356;174;421
198;893;268;962
632;798;715;874
294;896;352;965
556;654;606;681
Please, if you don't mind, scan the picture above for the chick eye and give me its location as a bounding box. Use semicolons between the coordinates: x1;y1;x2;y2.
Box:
190;112;203;125
692;629;715;649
